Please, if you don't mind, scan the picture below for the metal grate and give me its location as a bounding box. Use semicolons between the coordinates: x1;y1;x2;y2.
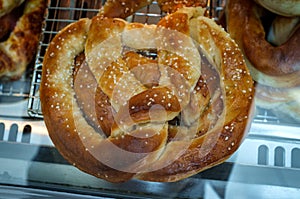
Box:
26;0;287;125
27;0;227;118
0;76;31;99
28;0;105;118
0;70;32;102
0;121;31;144
253;107;280;124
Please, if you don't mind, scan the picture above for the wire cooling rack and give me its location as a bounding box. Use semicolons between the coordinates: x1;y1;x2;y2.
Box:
27;0;105;117
26;0;282;124
27;0;174;118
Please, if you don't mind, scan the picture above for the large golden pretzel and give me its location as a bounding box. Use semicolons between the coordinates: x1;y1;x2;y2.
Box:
40;7;254;182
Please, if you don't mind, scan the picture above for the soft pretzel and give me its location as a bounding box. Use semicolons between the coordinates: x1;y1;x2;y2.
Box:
0;0;25;17
98;0;208;19
40;7;254;182
0;0;48;81
254;0;300;17
226;0;300;88
226;0;300;123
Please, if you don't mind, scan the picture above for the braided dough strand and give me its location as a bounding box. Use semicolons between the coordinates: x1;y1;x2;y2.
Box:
138;10;254;181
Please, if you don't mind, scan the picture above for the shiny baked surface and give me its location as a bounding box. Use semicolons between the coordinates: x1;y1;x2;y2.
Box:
40;7;254;182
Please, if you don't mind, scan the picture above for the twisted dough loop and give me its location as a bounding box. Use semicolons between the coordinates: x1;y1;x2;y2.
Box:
0;0;48;81
40;7;254;182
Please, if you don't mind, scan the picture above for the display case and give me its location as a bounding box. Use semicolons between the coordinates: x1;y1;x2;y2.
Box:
1;0;300;198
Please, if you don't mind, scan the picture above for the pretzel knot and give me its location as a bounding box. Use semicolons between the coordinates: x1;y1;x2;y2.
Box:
40;7;254;182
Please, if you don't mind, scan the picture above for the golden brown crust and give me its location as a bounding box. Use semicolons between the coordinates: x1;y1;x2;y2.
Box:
138;11;254;181
41;18;137;182
0;0;48;81
242;7;300;76
226;0;300;123
124;51;160;88
226;0;300;88
40;7;254;182
157;0;207;13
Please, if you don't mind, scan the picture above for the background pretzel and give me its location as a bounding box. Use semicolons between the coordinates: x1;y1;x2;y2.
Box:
226;0;300;123
226;0;300;88
0;0;48;81
40;7;254;182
